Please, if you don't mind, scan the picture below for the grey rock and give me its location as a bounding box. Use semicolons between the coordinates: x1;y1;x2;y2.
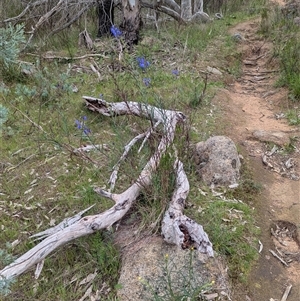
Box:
207;66;223;76
194;136;241;188
252;130;291;146
232;32;245;42
190;12;211;23
115;232;230;301
294;16;300;26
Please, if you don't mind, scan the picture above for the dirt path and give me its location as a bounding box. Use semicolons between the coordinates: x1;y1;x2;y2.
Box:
213;17;300;301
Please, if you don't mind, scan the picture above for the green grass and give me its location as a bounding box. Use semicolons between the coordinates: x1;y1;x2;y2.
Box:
139;251;214;301
259;4;300;101
286;109;300;126
186;164;261;282
0;1;271;299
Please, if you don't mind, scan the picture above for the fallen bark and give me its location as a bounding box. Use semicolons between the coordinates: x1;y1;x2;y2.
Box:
0;97;213;284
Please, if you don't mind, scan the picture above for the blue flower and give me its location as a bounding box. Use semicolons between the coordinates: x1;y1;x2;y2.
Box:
137;57;150;70
75;119;82;130
143;78;151;87
75;116;91;135
110;25;122;38
83;127;91;135
172;69;179;77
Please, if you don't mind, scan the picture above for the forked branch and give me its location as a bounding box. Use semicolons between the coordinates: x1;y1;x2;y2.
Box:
0;97;213;285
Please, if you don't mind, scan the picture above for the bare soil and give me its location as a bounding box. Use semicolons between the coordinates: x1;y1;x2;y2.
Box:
214;17;300;301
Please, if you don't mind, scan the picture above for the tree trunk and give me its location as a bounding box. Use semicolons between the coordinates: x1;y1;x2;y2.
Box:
121;0;141;47
97;0;114;37
193;0;203;13
181;0;192;19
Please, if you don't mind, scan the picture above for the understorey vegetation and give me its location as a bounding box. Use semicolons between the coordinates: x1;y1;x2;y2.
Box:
261;1;300;102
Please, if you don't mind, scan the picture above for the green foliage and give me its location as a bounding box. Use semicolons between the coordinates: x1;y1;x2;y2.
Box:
0;246;16;296
198;197;259;280
0;277;15;296
0;23;25;69
259;5;300;100
286;109;300;126
88;232;121;287
279;39;300;99
0;105;9;129
0;83;10;95
141;251;213;301
10;62;74;107
0;246;15;266
0;23;26;81
187;167;260;282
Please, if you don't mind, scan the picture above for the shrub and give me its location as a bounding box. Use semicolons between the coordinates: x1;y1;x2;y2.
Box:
0;23;25;69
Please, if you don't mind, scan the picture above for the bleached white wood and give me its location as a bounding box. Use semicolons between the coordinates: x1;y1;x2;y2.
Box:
162;158;213;256
0;97;213;283
109;132;146;192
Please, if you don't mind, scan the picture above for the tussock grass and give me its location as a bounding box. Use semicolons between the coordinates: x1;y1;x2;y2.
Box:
259;2;300;101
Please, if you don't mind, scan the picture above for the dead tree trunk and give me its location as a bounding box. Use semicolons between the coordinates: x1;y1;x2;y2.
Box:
97;0;114;37
0;97;213;284
181;0;192;19
121;0;141;46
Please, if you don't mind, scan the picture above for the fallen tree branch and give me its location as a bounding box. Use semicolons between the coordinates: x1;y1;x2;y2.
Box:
109;132;146;192
281;285;292;301
0;97;213;285
49;5;92;36
162;157;213;255
141;1;185;23
138;120;161;153
28;53;109;61
30;205;96;241
3;0;49;24
269;249;288;266
26;0;65;46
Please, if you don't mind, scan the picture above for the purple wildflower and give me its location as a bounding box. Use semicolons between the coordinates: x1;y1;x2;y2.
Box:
75;119;82;130
110;25;122;38
75;116;91;135
172;69;179;77
137;57;150;70
83;127;91;135
143;78;151;87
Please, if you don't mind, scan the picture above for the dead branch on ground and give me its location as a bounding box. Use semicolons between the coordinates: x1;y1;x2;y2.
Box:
0;96;213;285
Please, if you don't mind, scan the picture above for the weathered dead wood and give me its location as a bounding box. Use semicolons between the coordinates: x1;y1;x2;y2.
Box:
109;132;146;191
3;0;48;24
162;158;213;255
28;53;109;61
3;0;210;50
269;249;288;266
50;5;91;35
281;284;292;301
78;29;94;50
0;97;213;284
141;1;185;23
26;0;65;45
